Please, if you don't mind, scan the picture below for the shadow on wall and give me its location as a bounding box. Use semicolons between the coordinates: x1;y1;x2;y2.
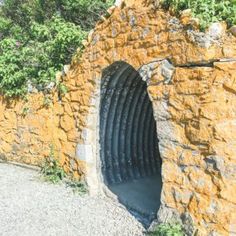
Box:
99;61;162;227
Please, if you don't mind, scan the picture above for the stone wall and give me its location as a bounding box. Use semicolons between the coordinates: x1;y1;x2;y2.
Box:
147;60;236;235
0;93;81;178
0;0;236;234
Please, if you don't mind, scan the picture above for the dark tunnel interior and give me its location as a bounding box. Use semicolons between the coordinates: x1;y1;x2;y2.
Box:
99;61;162;226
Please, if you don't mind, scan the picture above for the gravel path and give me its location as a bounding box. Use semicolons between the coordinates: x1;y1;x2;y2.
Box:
0;163;145;236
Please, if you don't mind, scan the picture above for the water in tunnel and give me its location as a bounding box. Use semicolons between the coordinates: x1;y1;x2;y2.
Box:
99;61;162;225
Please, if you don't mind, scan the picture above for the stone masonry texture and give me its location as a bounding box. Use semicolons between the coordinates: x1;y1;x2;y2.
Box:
0;0;236;234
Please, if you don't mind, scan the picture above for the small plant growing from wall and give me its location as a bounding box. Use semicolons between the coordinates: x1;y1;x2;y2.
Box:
41;145;66;183
147;222;184;236
58;83;68;95
43;95;53;108
41;145;88;194
21;106;30;117
57;82;68;100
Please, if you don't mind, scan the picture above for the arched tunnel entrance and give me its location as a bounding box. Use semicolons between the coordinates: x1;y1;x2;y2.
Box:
99;61;162;225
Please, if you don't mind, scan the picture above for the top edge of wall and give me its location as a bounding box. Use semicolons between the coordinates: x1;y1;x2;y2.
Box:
115;0;144;7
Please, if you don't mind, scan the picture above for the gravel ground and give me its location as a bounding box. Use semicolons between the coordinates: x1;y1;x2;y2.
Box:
0;163;145;236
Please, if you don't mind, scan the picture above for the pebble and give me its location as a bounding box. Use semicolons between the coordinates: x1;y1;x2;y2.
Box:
0;163;145;236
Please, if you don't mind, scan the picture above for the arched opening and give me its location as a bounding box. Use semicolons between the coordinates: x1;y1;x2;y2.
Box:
99;61;162;226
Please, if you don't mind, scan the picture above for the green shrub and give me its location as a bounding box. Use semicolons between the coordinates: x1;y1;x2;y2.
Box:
52;0;114;30
148;222;184;236
0;0;114;97
0;0;114;30
0;16;86;97
161;0;236;30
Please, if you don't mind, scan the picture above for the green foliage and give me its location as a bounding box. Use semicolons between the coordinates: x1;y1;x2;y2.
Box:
0;0;114;30
21;106;30;117
43;95;53;107
41;145;88;195
57;82;68;96
161;0;236;30
49;0;114;30
0;16;86;97
65;179;88;195
148;223;184;236
41;146;66;183
0;0;113;97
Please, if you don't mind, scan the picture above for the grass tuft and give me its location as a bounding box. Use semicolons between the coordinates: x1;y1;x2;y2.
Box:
147;222;184;236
